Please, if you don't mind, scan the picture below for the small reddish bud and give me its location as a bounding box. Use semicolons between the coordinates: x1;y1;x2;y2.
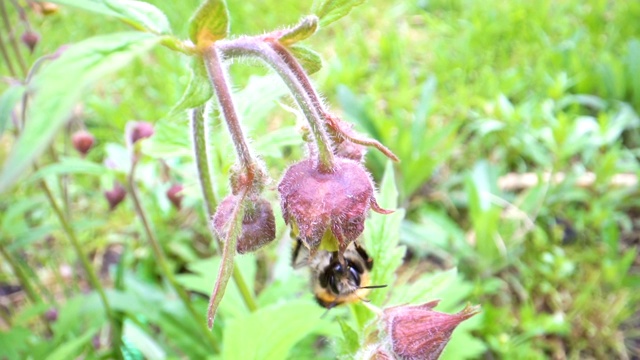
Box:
21;31;40;53
129;121;154;144
44;308;58;322
71;130;95;156
212;195;276;254
166;184;184;209
104;183;126;210
278;157;390;253
382;300;480;360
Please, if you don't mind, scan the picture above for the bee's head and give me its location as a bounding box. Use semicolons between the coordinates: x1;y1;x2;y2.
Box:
321;258;364;296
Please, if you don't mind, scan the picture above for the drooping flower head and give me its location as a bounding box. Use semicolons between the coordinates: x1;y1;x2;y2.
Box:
278;157;391;257
212;194;276;254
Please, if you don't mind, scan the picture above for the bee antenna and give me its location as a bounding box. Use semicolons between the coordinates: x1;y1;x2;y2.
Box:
359;284;387;290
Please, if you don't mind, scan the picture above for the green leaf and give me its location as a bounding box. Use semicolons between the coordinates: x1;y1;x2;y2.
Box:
45;327;99;360
28;157;108;183
189;0;229;45
288;45;322;75
312;0;366;27
0;85;25;137
0;326;33;359
254;127;304;157
336;85;381;140
412;76;436;146
48;0;171;34
170;58;212;116
278;16;319;46
363;162;406;305
175;254;256;318
336;318;360;355
0;32;159;193
144;117;191;158
222;301;326;360
123;321;167;360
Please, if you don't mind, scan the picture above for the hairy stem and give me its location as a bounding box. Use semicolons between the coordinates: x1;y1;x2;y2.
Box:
202;46;259;181
37;175;123;359
216;38;336;172
190;106;218;215
270;42;399;161
190;105;258;323
127;160;220;352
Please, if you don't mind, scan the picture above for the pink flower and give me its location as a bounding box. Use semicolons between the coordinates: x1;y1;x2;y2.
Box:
382;300;480;360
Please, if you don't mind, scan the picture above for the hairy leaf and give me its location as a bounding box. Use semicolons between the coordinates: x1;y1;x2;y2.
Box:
278;16;319;45
189;0;229;46
288;45;322;75
170;58;212;115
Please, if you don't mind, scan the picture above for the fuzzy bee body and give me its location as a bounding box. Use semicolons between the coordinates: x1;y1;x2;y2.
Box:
292;238;380;308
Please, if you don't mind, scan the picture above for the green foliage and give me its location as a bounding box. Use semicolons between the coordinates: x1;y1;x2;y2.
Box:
312;0;366;27
278;16;319;46
0;85;24;137
1;0;639;359
47;0;171;34
0;32;160;193
170;58;212;115
188;0;229;44
288;45;323;75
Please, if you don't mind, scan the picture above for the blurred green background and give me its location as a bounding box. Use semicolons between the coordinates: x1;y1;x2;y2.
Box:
1;0;640;358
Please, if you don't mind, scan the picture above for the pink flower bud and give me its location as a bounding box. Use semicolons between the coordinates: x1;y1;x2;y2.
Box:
44;308;58;322
104;183;126;210
129;121;154;144
21;31;40;53
71;130;95;156
212;194;276;254
278;157;391;254
382;300;480;360
166;184;184;209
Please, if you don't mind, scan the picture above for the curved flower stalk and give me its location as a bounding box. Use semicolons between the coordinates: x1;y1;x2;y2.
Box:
216;36;394;261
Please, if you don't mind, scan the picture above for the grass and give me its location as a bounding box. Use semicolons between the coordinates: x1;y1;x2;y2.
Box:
1;0;639;358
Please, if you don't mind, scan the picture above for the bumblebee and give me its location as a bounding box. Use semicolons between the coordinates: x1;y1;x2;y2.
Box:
292;239;386;309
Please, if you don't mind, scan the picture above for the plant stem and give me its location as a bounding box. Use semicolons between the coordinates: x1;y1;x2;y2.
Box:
216;38;336;171
202;46;259;181
126;161;221;352
190;107;258;313
0;0;27;76
190;107;218;216
0;34;17;76
0;243;42;305
0;243;55;334
269;41;399;161
38;175;123;359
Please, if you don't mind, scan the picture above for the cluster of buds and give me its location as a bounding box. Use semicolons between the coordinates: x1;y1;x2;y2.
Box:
90;122;183;211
